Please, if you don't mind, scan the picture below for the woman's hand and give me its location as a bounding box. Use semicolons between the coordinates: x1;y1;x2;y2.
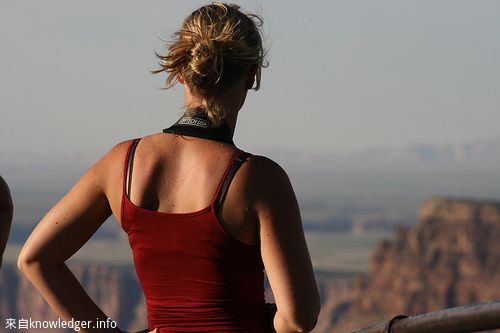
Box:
120;329;157;333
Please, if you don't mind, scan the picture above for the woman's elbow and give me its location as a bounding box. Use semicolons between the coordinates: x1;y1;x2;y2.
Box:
297;301;321;332
294;284;321;331
17;244;42;273
17;248;33;272
278;300;321;332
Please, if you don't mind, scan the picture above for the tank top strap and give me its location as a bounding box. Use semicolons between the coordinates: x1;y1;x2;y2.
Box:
212;150;252;212
120;138;141;228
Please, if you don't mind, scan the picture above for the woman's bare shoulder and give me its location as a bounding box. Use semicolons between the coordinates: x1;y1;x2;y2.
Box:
244;154;290;181
99;139;139;166
239;154;293;198
81;139;139;192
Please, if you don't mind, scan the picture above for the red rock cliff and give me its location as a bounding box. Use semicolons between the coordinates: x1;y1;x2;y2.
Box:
0;264;147;332
325;197;500;333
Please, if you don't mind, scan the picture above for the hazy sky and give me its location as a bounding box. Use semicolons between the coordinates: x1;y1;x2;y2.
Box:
1;0;499;155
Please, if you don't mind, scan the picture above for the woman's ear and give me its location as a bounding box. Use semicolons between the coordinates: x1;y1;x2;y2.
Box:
245;65;258;90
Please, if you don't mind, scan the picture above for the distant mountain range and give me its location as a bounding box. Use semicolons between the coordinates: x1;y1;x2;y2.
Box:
262;136;500;166
345;136;500;163
2;137;499;233
2;136;500;166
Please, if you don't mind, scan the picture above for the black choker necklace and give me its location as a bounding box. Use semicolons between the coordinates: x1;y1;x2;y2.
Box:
162;116;235;146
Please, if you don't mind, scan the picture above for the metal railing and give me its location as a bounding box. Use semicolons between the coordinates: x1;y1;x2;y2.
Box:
347;300;500;333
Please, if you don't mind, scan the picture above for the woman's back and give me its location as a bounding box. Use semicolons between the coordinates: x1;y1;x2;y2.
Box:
119;133;259;245
120;135;270;332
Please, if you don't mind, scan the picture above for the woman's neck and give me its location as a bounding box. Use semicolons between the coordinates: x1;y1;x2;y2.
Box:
182;78;248;136
184;100;241;136
223;111;238;135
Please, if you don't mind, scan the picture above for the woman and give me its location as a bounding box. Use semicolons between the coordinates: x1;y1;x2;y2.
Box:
18;3;320;332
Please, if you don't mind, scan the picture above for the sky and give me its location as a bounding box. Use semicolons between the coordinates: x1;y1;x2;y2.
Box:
1;0;499;155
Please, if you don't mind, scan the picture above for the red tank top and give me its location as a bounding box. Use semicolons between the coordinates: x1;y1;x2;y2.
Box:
120;139;271;333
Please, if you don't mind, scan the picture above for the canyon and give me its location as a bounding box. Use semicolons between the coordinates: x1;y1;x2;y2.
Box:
1;197;500;332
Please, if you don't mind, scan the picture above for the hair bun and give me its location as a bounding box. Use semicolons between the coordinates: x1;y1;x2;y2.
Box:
190;38;224;84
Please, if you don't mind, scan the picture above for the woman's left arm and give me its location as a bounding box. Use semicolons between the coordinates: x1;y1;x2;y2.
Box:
17;143;127;333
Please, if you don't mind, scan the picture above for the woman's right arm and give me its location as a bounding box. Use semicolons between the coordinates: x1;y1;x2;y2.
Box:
250;156;320;333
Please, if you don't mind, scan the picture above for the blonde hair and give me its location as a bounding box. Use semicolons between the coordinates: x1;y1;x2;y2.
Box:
153;2;268;126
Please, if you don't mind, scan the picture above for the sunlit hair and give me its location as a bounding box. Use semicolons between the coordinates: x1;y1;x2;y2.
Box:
153;2;268;126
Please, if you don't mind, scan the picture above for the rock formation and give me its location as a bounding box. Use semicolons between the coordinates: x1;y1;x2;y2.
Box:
0;264;147;332
323;197;500;333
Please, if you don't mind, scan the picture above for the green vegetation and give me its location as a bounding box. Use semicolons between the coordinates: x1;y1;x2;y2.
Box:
3;240;135;266
305;231;391;273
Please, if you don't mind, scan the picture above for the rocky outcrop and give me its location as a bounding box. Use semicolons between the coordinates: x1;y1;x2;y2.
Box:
325;197;500;332
0;264;147;333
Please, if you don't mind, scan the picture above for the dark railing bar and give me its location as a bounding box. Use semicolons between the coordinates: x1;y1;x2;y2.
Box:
347;300;500;333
